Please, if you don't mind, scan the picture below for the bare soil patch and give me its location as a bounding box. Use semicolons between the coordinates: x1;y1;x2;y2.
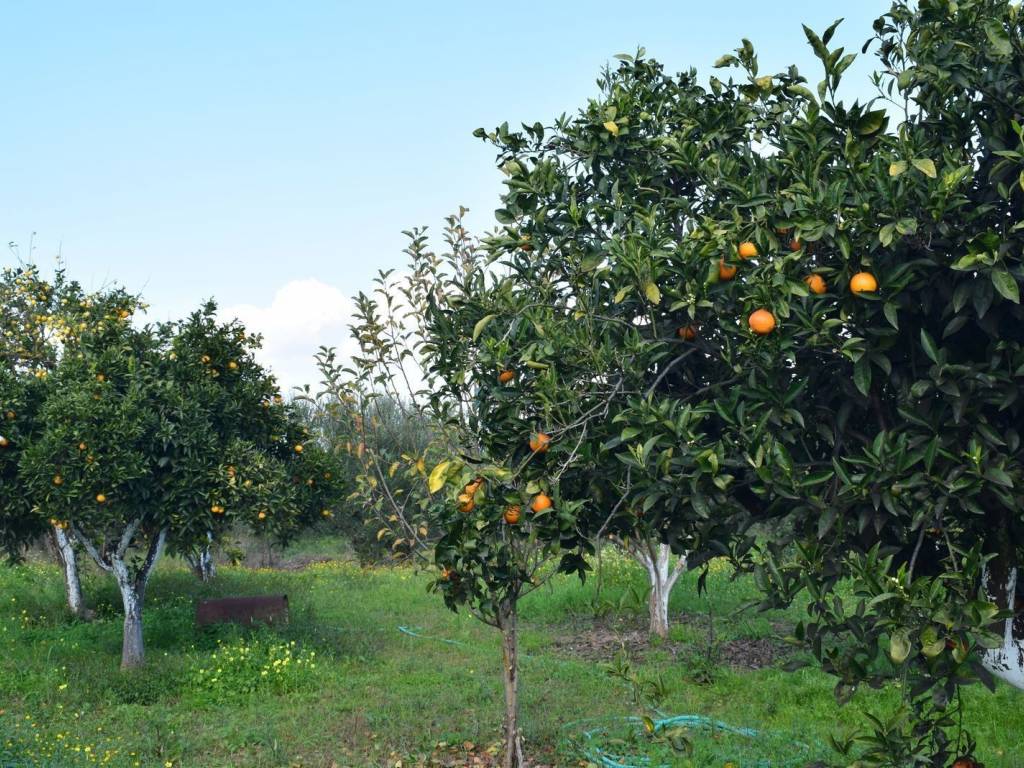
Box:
550;613;794;670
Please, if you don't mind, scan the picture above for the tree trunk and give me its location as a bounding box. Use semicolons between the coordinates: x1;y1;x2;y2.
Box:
185;532;216;581
498;600;526;768
51;525;92;620
116;568;146;670
982;564;1024;689
110;528;167;670
633;541;686;640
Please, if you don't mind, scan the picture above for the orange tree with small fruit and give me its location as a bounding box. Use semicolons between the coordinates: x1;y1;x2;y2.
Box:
458;0;1024;764
0;366;46;558
312;216;595;768
0;263;144;617
16;300;342;668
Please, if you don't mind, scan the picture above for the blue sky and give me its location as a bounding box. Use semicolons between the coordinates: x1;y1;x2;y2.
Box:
1;1;889;388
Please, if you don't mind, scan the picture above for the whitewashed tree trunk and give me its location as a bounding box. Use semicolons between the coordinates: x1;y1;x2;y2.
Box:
73;520;167;670
185;531;216;581
630;540;687;639
982;565;1024;690
51;525;92;620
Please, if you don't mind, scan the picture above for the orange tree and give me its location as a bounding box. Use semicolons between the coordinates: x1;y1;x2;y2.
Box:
458;0;1024;764
0;367;47;558
312;217;597;768
0;264;142;616
17;301;342;668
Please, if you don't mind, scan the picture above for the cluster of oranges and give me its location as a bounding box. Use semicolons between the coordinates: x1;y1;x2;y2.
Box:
681;238;879;340
453;432;556;526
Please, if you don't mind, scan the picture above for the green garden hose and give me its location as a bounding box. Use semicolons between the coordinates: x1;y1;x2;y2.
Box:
569;713;819;768
396;626;824;768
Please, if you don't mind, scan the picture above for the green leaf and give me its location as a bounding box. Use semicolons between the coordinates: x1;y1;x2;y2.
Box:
985;466;1014;488
920;626;945;658
911;158;937;178
879;223;896;247
856;109;887;136
889;160;908;177
472;314;496;341
889;628;912;664
853;356;871;396
643;282;662;305
920;329;940;364
985;21;1013;56
785;84;816;102
991;269;1020;303
883;302;899;330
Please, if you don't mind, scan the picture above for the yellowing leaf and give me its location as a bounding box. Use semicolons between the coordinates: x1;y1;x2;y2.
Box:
889;160;908;177
388;461;399;478
889;628;912;664
603;120;620;136
376;528;389;541
428;460;451;493
472;314;496;341
912;158;937;178
418;526;428;537
643;282;662;305
416;457;426;475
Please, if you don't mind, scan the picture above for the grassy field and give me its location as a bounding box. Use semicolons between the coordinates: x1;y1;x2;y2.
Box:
1;539;1022;768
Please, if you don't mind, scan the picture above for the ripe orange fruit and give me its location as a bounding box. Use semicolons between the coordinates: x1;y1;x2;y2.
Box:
258;511;267;520
748;309;777;335
465;477;484;494
774;225;792;236
530;493;552;513
321;509;333;518
52;475;63;486
498;369;515;384
201;355;211;364
0;436;9;448
789;238;803;252
95;493;107;504
228;360;238;370
294;444;304;454
737;241;758;259
78;442;87;451
440;566;453;581
4;410;14;420
951;759;977;768
95;373;105;382
504;505;522;525
677;325;698;341
457;493;475;514
718;260;737;281
211;504;224;515
529;432;552;453
850;272;878;294
804;274;827;295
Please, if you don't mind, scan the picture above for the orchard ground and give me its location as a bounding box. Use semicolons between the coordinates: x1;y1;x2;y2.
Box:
2;539;1022;768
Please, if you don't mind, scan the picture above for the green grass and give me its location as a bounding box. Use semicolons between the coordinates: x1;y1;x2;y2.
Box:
1;546;1022;767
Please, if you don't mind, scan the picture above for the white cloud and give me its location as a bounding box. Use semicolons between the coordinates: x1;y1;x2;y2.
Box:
221;279;356;393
